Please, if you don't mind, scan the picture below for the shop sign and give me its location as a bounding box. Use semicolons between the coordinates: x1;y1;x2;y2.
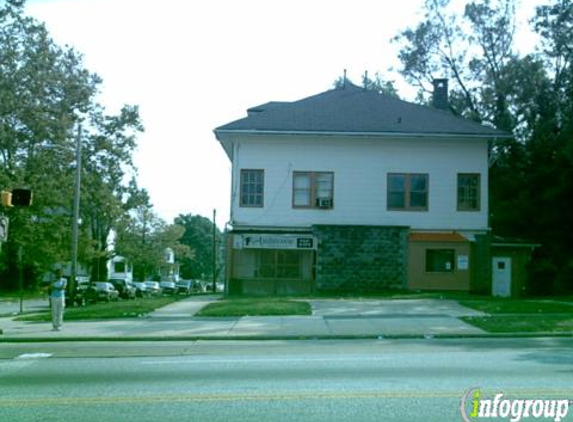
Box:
233;234;316;250
458;255;469;271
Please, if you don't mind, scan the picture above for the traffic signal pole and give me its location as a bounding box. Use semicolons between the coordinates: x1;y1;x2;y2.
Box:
212;209;216;293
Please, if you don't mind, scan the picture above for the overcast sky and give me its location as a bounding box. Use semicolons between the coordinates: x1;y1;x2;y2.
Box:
24;0;540;228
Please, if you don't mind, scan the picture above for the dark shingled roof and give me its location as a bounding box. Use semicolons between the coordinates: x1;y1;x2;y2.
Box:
215;84;510;138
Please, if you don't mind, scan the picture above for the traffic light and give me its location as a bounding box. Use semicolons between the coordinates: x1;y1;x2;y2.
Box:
0;189;33;207
12;188;33;206
1;191;11;207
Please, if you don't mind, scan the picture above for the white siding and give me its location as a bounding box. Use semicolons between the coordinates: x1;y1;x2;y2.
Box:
229;135;489;231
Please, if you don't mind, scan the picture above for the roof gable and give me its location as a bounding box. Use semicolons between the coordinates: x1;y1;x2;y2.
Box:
215;83;510;138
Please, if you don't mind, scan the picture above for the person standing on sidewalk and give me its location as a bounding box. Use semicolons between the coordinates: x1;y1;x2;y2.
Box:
50;269;67;331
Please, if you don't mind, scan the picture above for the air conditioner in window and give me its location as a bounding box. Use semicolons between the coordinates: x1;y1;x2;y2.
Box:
316;198;332;208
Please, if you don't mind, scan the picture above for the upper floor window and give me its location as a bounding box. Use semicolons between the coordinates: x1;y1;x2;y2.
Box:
240;169;264;207
293;171;334;209
387;173;428;211
457;173;480;211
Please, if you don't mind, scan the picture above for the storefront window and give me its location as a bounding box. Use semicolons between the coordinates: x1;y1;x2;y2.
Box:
426;249;455;272
257;250;301;279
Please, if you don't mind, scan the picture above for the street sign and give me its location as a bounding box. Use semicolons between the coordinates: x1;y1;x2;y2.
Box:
0;215;8;241
0;215;8;242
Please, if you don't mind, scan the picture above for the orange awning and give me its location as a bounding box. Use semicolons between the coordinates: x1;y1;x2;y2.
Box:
409;232;468;243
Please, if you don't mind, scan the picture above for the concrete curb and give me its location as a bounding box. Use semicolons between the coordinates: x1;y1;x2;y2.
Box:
1;332;572;343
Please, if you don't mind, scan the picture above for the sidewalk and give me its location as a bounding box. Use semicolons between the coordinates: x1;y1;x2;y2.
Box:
0;296;497;341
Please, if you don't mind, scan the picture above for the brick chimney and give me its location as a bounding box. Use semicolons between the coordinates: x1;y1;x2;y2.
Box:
432;79;449;111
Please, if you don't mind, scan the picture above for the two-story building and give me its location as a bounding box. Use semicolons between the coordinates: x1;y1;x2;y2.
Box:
215;81;511;296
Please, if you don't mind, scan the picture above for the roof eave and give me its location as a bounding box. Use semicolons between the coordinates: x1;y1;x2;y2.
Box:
214;128;512;140
214;130;233;160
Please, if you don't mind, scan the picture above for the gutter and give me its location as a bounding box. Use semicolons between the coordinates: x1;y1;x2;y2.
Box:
214;129;512;140
491;243;541;249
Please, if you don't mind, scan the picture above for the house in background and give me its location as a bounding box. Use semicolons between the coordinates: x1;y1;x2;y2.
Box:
107;255;133;282
159;247;180;282
214;80;513;296
44;261;89;285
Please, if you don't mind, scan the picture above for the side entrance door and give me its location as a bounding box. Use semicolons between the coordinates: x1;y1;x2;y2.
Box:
492;257;512;297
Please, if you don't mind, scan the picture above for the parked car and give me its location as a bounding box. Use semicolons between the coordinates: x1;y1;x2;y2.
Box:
176;280;192;295
86;282;120;303
66;286;86;307
192;280;207;293
65;278;90;307
109;278;136;300
159;281;176;295
144;281;161;296
132;282;149;298
205;281;224;292
192;280;206;292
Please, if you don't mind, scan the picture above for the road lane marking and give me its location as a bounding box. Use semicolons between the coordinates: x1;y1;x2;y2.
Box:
138;356;395;365
1;389;572;408
15;353;53;359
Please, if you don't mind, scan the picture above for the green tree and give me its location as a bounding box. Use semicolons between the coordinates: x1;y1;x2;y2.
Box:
0;0;145;291
81;104;144;281
174;214;223;281
394;0;573;293
333;72;399;98
393;0;518;128
525;0;573;292
114;200;192;282
0;0;98;289
491;0;573;293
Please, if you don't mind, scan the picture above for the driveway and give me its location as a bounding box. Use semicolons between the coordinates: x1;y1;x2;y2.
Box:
309;298;485;317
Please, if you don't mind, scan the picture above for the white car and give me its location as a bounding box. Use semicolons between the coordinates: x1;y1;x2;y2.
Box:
144;281;161;296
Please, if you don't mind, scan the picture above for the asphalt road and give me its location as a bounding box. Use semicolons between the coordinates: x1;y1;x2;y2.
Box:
0;338;572;422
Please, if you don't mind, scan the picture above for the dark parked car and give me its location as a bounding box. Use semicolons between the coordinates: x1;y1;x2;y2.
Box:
65;278;90;306
205;282;224;292
132;282;149;298
66;286;87;306
86;282;120;303
109;278;136;300
176;280;192;295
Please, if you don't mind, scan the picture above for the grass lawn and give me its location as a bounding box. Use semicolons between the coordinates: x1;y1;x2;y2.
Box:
196;298;312;317
458;299;573;314
15;296;183;322
459;298;573;333
461;315;573;333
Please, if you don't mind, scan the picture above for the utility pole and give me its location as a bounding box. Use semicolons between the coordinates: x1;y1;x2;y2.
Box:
18;244;23;314
70;124;82;304
212;209;216;293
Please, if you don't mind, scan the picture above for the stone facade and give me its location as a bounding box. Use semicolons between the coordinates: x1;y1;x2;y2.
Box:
313;225;409;292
